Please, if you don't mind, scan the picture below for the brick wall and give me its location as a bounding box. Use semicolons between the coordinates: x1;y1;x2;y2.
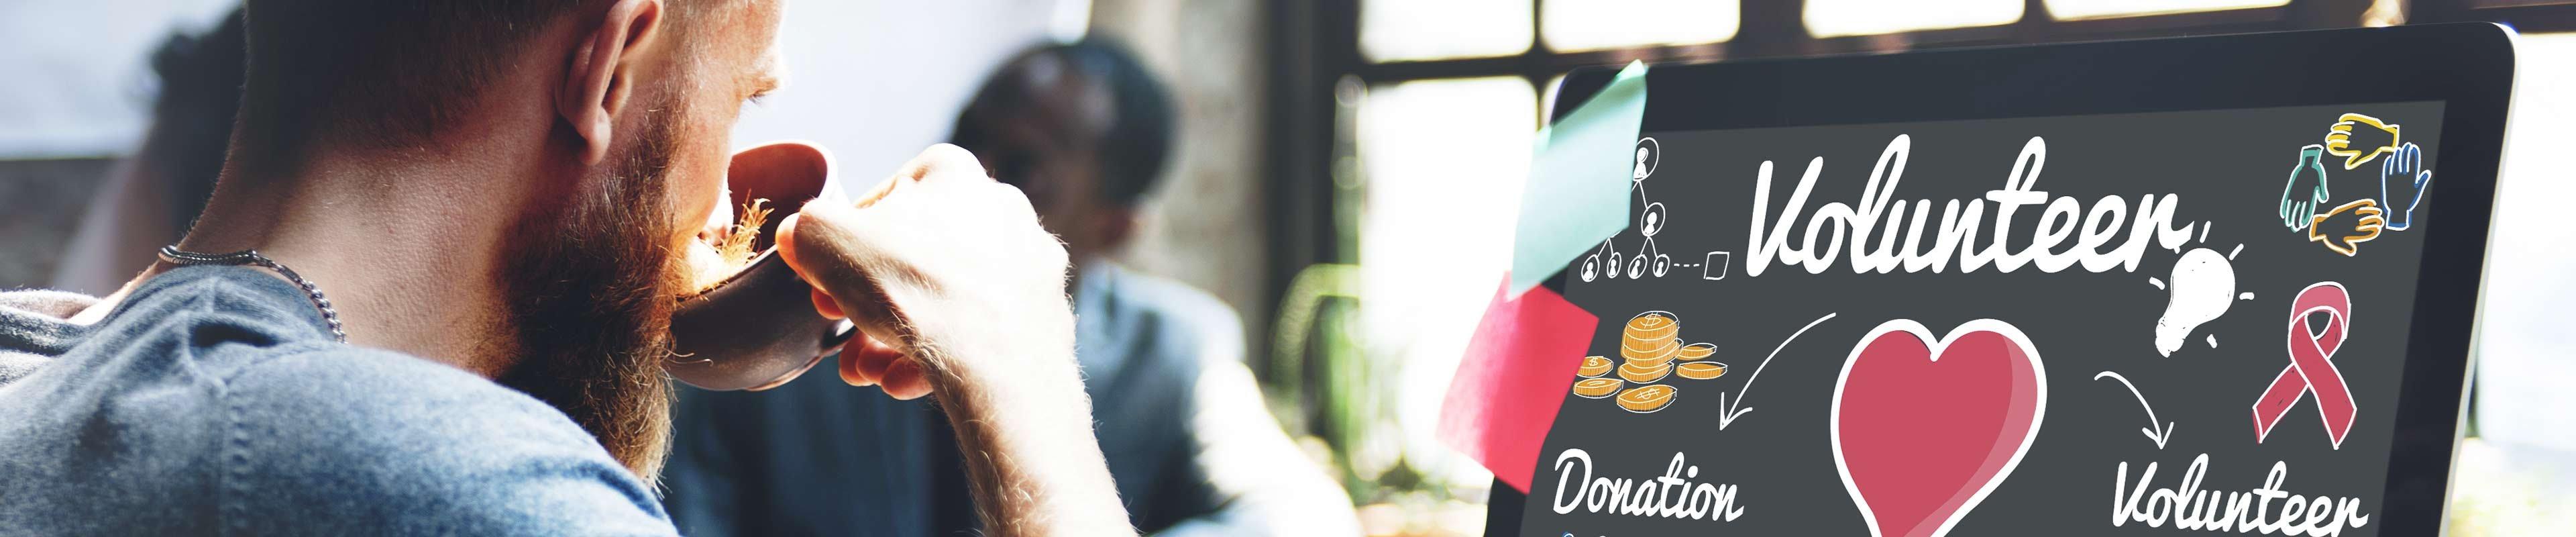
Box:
1090;0;1275;346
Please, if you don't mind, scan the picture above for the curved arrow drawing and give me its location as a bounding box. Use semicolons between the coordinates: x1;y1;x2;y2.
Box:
2092;371;2176;449
1715;312;1837;430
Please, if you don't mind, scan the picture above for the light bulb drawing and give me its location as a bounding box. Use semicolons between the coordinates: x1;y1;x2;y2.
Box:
1580;138;1676;282
2149;242;2257;357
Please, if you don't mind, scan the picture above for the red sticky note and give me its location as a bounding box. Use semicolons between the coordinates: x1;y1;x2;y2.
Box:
1438;276;1597;493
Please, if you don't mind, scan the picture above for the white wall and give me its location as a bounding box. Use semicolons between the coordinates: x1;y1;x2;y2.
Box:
0;0;1067;167
730;1;1065;191
0;0;238;158
1;0;1271;330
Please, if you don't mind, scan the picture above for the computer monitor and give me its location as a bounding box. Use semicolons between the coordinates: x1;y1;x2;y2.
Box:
1493;23;2514;537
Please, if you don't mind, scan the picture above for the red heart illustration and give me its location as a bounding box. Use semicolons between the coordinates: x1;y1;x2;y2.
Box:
1831;320;2047;537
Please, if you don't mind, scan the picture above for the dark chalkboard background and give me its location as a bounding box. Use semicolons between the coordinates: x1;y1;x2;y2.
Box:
1519;101;2446;536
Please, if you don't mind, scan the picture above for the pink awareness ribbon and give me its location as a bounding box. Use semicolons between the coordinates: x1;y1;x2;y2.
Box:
2251;282;2358;448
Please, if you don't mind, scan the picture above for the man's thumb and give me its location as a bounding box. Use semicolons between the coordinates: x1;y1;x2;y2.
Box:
777;205;867;299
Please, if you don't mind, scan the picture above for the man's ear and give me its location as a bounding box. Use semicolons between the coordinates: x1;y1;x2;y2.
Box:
559;0;665;165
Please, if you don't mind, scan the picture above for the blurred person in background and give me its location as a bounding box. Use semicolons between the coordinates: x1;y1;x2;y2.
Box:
50;8;244;296
662;38;1359;536
1;1;1134;534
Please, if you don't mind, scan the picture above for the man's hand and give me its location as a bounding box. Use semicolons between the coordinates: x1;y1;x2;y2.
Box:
775;144;1075;398
2379;142;2432;231
2306;199;2385;256
776;144;1134;536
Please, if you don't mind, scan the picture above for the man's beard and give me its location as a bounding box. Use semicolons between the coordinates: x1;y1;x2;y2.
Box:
494;105;692;485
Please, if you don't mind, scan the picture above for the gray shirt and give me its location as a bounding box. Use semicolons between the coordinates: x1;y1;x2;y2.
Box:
0;266;675;535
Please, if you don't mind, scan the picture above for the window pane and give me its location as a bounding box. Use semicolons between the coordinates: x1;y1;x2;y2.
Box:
2043;0;2288;20
1352;77;1535;487
2478;32;2576;452
1540;0;1739;52
1805;0;2021;38
1361;0;1534;62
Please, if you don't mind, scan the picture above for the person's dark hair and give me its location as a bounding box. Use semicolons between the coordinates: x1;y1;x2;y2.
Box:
952;38;1176;208
237;1;586;151
144;7;247;232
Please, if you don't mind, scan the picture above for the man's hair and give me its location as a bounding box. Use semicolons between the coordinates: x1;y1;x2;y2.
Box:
146;7;246;232
239;1;588;151
951;38;1177;208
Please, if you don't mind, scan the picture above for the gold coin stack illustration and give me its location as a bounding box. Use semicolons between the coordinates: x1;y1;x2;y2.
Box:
1572;311;1729;413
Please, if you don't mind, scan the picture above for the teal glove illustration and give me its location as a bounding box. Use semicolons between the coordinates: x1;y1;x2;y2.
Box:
2379;142;2432;231
2281;144;2332;231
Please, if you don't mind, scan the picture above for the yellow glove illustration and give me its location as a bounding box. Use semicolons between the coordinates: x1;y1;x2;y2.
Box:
2324;113;2400;170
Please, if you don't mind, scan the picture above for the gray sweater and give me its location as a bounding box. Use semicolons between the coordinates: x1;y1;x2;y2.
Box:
0;266;675;535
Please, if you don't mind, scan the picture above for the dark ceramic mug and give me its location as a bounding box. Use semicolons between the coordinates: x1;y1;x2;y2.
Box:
666;141;855;391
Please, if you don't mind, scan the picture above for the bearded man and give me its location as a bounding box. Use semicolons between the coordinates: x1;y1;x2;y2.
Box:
0;1;1128;534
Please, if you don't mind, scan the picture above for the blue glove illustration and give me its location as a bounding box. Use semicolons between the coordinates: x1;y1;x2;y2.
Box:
2282;144;2332;231
2379;142;2432;231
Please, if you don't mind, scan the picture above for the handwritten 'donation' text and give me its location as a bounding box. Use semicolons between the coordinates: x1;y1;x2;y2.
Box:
1550;449;1746;523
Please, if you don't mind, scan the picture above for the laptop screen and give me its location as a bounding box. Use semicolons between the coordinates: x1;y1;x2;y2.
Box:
1527;101;2445;536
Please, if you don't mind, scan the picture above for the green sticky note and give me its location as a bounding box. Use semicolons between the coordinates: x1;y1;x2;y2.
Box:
1510;60;1647;295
